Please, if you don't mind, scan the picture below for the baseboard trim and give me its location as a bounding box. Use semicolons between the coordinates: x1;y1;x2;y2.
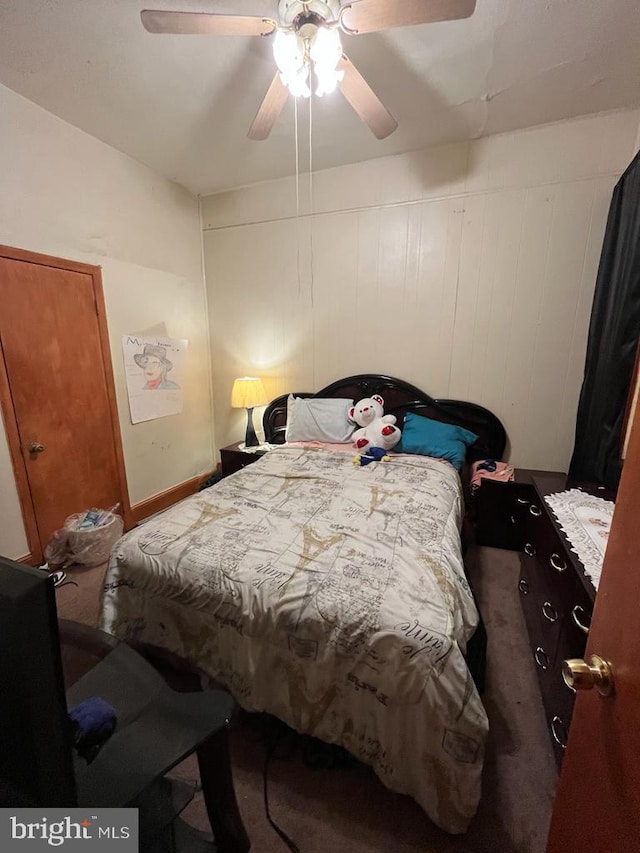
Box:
18;553;36;565
130;472;215;526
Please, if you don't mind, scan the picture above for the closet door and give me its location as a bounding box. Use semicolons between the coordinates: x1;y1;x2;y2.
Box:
0;250;129;561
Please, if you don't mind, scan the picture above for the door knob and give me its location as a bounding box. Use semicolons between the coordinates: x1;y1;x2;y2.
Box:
562;654;614;697
29;442;45;454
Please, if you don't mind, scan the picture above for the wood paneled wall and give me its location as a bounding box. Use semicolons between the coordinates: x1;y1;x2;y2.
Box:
202;110;640;470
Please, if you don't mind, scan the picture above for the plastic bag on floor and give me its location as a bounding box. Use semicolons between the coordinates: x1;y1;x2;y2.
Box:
43;528;71;568
45;505;124;568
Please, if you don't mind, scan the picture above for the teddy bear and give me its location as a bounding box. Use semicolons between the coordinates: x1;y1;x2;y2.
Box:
348;395;402;452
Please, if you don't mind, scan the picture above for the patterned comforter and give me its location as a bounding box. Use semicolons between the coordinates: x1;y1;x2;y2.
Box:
100;446;488;833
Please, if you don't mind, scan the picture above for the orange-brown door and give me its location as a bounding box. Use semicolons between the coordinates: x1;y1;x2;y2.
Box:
547;382;640;849
0;252;129;561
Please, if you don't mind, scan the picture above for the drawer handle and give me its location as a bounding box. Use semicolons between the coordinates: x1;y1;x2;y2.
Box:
534;646;549;670
551;715;568;748
571;605;591;635
529;504;542;517
516;497;530;505
542;601;558;623
524;543;536;557
518;579;529;596
550;553;567;573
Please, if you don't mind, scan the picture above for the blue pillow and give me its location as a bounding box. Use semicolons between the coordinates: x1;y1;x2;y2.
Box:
397;413;478;470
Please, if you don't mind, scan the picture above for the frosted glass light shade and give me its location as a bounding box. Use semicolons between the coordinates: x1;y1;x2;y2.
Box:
310;27;344;97
273;30;310;98
231;377;268;410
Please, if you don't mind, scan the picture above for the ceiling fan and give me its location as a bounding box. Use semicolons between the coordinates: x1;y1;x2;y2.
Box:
141;0;477;141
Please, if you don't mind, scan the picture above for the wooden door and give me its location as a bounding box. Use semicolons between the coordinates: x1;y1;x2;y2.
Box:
547;380;640;849
0;248;130;562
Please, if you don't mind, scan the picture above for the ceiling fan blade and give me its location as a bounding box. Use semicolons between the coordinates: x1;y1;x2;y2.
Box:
337;56;397;140
141;10;276;37
248;73;289;141
339;0;476;34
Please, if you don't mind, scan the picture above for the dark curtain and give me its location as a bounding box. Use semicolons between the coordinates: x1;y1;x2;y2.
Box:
569;150;640;490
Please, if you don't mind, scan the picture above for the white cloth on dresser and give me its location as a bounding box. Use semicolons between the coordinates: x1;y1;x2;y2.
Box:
544;488;615;589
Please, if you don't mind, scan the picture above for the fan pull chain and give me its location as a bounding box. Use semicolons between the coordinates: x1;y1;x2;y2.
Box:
308;90;316;389
295;96;302;298
308;86;313;220
294;96;300;216
308;89;315;312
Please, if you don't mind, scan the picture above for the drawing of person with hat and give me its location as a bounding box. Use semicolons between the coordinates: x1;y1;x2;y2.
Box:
134;344;180;390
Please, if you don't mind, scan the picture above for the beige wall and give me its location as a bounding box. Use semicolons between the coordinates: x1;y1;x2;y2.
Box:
202;109;640;470
0;84;214;559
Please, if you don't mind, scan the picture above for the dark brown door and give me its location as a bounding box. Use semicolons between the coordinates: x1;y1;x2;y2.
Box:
0;252;129;561
547;384;640;849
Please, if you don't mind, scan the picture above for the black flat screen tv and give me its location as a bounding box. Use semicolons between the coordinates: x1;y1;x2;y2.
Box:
0;557;76;806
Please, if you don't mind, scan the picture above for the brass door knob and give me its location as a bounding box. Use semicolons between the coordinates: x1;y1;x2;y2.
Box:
29;442;45;454
562;654;614;697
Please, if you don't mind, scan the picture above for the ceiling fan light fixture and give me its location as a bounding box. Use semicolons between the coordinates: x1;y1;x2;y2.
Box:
144;0;476;139
286;66;312;98
274;23;343;99
310;26;343;96
314;64;344;96
273;29;303;76
273;29;311;98
309;26;341;65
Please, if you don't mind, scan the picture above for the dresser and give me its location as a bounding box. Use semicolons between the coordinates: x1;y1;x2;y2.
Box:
518;472;599;766
473;468;564;551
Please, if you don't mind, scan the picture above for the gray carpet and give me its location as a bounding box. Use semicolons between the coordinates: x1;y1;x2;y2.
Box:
55;546;557;852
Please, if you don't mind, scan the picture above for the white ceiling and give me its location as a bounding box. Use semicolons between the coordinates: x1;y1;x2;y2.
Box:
1;0;639;196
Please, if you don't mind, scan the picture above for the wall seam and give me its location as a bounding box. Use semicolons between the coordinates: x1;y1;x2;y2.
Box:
201;171;624;232
198;195;218;465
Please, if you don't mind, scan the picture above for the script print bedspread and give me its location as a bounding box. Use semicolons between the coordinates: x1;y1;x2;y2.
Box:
100;446;488;833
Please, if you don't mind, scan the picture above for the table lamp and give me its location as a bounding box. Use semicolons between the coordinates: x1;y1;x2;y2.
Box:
231;377;268;448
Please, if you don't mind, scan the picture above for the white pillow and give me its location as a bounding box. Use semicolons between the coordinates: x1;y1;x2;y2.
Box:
285;395;355;443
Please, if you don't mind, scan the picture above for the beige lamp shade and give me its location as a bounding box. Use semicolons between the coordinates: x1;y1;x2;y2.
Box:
231;376;268;409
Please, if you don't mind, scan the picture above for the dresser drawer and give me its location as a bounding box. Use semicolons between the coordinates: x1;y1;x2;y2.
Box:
523;506;593;617
519;574;577;764
552;618;587;713
518;561;558;684
543;643;581;764
543;590;592;765
519;551;563;666
475;478;534;550
546;708;572;764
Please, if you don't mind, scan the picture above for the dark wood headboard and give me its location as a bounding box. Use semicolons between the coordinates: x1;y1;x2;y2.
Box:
263;374;507;463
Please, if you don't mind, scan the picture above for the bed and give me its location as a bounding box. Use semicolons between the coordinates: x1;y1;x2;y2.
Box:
100;374;506;834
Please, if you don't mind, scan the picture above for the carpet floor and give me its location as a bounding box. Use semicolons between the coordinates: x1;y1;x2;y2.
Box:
55;546;557;852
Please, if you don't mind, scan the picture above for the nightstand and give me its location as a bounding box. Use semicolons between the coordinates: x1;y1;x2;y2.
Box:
220;442;269;477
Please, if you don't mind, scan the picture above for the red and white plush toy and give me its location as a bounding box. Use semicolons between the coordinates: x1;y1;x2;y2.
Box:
348;395;402;452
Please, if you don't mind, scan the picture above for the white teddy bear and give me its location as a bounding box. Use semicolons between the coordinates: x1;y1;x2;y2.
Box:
348;395;402;451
